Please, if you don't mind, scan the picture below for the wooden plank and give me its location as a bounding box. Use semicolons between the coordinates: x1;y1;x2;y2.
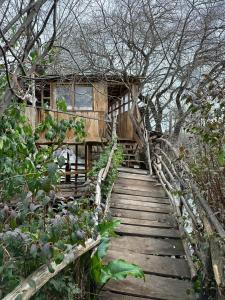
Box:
118;172;156;182
116;178;157;187
105;274;195;300
110;236;185;256
115;183;165;193
113;187;166;198
116;224;180;238
111;201;171;214
99;291;155;300
111;193;170;204
111;208;175;225
93;82;108;112
117;217;174;228
118;167;148;175
111;198;171;209
105;249;190;278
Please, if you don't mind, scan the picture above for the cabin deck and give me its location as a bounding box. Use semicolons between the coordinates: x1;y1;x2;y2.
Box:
100;167;195;300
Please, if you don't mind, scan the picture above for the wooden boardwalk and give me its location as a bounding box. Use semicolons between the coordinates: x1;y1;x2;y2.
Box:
100;167;195;300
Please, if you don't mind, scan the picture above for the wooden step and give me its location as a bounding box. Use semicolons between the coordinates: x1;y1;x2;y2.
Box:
115;183;165;193
105;249;190;278
118;167;148;175
117;217;174;228
111;193;170;204
111;208;175;225
123;159;145;163
99;292;154;300
111;202;172;214
116;178;158;187
116;224;180;239
118;172;156;182
104;274;195;300
111;198;171;209
113;187;166;198
110;236;184;256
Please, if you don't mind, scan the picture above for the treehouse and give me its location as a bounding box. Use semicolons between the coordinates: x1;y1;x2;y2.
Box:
25;74;141;143
24;73;143;187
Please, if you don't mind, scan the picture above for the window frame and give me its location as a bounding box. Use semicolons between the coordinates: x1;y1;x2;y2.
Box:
74;84;94;111
53;82;94;112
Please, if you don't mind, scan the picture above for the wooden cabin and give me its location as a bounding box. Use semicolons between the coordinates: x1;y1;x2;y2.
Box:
24;73;142;187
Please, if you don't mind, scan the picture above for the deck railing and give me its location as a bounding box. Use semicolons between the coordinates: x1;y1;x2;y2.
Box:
148;136;225;299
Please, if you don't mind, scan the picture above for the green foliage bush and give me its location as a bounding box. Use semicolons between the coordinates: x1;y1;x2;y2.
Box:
0;106;143;299
0;104;95;297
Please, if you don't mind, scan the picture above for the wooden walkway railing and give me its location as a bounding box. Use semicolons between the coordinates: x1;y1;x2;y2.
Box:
149;136;225;298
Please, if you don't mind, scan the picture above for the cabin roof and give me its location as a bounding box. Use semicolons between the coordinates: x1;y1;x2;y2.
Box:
35;72;143;85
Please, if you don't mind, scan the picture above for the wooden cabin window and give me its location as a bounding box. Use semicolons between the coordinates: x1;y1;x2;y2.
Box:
74;85;93;111
54;84;93;111
56;84;73;110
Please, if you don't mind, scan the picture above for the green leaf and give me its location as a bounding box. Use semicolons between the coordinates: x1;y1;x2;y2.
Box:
98;219;121;237
218;149;225;166
48;263;55;273
47;162;58;177
0;137;4;150
54;253;64;265
97;237;110;258
56;99;67;112
91;255;103;283
100;259;144;284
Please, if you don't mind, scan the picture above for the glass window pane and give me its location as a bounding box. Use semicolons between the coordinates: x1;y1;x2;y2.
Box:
56;84;72;110
75;85;93;111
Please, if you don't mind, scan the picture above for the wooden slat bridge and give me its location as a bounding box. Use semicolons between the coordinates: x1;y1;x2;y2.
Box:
100;167;195;300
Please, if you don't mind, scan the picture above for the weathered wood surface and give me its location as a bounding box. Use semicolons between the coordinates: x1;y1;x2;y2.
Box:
115;182;165;192
3;238;101;300
111;201;172;213
99;292;155;300
116;224;180;239
118;172;156;181
117;167;148;174
105;249;190;278
113;187;166;198
111;192;170;204
101;167;195;300
111;198;170;209
116;177;157;186
118;217;174;228
105;274;195;300
111;208;175;224
109;235;184;256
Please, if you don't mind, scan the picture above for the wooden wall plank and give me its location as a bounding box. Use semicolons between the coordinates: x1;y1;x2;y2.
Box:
93;82;108;112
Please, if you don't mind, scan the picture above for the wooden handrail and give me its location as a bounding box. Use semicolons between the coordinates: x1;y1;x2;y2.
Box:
151;136;225;293
2;238;101;300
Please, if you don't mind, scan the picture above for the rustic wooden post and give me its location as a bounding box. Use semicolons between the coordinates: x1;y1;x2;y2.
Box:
144;129;152;176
